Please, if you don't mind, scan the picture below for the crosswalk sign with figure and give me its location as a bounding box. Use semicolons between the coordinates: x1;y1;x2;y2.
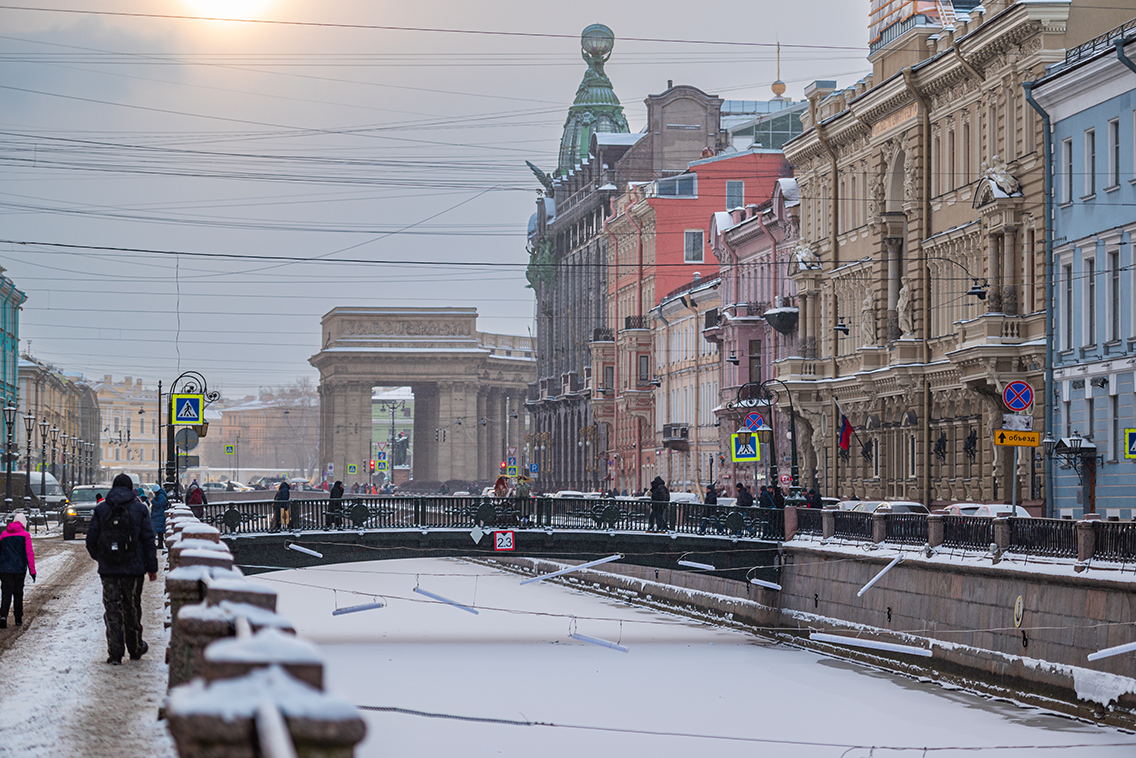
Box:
731;432;760;463
1126;429;1136;459
172;394;204;425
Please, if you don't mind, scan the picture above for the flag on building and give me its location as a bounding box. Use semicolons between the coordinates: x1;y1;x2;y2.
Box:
839;415;853;451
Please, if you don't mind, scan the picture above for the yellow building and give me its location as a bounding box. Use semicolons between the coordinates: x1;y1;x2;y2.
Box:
93;375;161;483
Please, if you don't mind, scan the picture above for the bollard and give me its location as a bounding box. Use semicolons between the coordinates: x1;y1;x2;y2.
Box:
822;506;836;540
926;513;944;549
204;627;324;690
170;600;295;690
166;665;366;758
993;516;1011;553
166;565;245;634
872;512;886;544
169;538;232;569
783;506;799;541
205;578;277;613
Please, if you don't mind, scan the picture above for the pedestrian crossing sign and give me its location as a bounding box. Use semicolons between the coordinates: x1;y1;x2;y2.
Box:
348;464;357;475
1126;429;1136;459
506;456;518;476
731;432;760;462
172;394;204;425
224;444;235;455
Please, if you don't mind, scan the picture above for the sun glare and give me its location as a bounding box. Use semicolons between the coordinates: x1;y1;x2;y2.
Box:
181;0;274;21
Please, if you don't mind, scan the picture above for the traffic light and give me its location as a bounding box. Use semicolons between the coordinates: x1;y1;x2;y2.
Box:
435;429;439;441
369;460;376;472
500;460;506;471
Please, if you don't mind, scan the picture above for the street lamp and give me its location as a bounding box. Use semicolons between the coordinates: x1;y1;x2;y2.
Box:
23;413;34;503
1046;429;1103;516
50;426;59;483
60;433;68;492
730;380;806;508
3;403;16;509
38;419;47;499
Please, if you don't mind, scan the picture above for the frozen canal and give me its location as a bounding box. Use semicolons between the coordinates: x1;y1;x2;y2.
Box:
265;558;1136;757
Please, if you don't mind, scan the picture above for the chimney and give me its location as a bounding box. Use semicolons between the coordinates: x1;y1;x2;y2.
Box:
124;377;132;389
667;79;673;89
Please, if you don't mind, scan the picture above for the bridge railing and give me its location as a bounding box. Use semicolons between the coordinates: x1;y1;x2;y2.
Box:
941;515;995;551
201;497;785;540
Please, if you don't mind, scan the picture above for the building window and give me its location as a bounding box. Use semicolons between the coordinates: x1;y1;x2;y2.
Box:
748;339;762;384
726;180;744;210
1110;250;1120;341
908;434;917;479
657;174;697;198
1085;128;1096;197
637;355;649;383
1086;257;1097;346
872;439;880;479
1108;119;1120;188
684;230;704;263
1063;263;1073;350
1062;139;1073;203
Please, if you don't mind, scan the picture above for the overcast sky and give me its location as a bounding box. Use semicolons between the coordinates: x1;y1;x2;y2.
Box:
0;0;868;399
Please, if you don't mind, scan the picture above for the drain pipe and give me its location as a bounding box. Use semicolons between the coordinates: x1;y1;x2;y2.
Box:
1022;79;1053;518
903;67;933;509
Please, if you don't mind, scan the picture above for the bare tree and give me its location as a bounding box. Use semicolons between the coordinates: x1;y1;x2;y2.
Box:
263;377;320;478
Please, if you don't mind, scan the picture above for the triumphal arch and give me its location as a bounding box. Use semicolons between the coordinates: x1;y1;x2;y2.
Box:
310;307;535;484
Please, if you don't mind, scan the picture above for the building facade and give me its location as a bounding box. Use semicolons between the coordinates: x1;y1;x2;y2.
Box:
0;268;24;411
1033;21;1136;519
781;0;1134;509
17;357;100;487
92;375;157;484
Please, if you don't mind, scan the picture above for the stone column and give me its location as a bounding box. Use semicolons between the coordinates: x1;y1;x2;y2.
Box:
885;237;902;341
476;388;489;478
799;292;814;359
1002;226;1018;316
987;233;1003;313
412;384;438;482
486;389;503;475
451;382;479;481
345;382;372;487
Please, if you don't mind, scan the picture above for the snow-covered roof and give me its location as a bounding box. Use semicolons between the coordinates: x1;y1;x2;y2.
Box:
711;211;736;236
775;178;800;207
595;133;644;147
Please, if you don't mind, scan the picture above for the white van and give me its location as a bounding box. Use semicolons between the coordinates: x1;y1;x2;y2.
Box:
27;472;67;509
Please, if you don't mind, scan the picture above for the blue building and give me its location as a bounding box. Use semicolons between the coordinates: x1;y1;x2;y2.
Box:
1032;21;1136;519
0;267;25;409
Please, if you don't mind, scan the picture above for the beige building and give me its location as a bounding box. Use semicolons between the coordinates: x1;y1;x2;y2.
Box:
93;375;161;483
781;0;1134;507
18;356;100;486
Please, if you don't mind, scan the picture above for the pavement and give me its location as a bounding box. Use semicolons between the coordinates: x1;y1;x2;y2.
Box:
0;526;175;758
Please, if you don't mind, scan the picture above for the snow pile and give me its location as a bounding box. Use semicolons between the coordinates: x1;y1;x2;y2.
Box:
167;565;244;583
206;577;273;596
168;665;357;721
205;628;322;665
1073;667;1136;708
179;600;293;629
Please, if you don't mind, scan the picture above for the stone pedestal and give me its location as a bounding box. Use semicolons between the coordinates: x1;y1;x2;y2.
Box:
204;628;324;690
170;600;294;689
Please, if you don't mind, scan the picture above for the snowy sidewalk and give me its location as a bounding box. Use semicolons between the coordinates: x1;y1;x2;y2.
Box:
0;537;175;758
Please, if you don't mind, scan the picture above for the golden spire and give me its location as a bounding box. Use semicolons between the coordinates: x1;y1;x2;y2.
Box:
772;41;786;99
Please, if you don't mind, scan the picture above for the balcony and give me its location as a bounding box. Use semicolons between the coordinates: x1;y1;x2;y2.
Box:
623;315;650;331
662;423;690;450
703;309;720;330
591;327;614;342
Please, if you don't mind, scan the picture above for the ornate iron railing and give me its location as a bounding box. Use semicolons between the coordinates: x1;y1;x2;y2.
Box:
886;513;928;546
941;516;994;551
1007;518;1078;559
833;511;873;541
796;507;824;535
1093;521;1136;562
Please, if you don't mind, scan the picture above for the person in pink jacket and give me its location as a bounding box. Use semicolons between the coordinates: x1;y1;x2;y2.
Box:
0;513;36;628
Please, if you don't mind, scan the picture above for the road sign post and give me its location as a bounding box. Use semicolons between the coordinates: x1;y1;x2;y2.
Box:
731;432;760;463
993;430;1040;447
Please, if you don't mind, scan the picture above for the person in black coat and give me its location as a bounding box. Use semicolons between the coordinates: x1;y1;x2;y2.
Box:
85;473;158;665
272;481;291;530
327;480;345;528
648;476;670;532
758;485;776;509
736;483;755;508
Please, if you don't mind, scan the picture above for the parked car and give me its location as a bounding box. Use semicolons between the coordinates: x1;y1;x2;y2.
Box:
851;500;930;515
551;490;587;499
945;502;1031;518
669;492;702;505
27;471;67;511
64;484;110;540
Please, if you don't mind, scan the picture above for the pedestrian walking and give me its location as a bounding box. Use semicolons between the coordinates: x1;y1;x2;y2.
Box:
327;480;344;528
85;473;158;664
758;485;775;509
736;483;755;508
150;485;168;549
271;480;291;531
0;513;36;629
648;476;670;532
186;480;207;519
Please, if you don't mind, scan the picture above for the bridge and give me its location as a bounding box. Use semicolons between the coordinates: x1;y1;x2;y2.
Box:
203;496;784;583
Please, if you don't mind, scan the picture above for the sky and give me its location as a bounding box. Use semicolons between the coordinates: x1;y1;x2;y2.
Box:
0;0;870;398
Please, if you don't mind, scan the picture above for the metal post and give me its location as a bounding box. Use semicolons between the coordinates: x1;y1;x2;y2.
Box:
23;414;34;502
49;426;58;485
38;419;47;499
1011;446;1018;509
3;404;15;509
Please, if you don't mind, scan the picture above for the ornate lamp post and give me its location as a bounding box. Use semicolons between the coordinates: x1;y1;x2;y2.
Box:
71;437;80;487
37;419;47;499
49;426;59;483
3;403;16;509
23;413;34;503
730;380;806;508
60;433;69;492
1043;430;1103;516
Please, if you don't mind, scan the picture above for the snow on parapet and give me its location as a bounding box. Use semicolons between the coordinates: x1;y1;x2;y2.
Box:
168;665;358;721
167;565;244;583
181;523;220;537
178;600;294;629
171;538;231;554
205;628;322;665
206;578;275;596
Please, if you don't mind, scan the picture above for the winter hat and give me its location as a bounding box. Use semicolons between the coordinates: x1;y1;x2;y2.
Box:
152;484;163;493
12;513;27;527
112;473;134;489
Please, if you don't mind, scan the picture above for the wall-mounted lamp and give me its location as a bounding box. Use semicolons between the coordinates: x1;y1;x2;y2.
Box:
834;320;850;336
727;351;740;365
966;279;989;300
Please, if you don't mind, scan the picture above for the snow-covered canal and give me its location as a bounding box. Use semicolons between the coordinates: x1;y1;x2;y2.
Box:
264;558;1135;758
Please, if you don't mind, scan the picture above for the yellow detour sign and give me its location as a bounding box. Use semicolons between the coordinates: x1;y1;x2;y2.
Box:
731;432;760;462
993;429;1040;447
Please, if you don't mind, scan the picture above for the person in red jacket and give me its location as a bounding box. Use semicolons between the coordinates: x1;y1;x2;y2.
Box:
0;513;37;628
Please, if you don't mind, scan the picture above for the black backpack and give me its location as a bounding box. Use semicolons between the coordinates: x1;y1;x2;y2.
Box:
98;501;136;565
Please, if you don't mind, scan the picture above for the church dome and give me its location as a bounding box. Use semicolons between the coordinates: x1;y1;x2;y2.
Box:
556;24;629;177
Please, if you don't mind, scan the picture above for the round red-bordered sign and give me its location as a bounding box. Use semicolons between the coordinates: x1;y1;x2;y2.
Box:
1003;381;1033;412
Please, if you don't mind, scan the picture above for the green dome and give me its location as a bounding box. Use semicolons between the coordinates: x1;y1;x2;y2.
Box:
557;24;629;177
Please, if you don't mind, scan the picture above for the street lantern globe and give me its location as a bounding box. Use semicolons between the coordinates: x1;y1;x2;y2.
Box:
1041;433;1056;457
3;403;16;428
38;419;48;440
50;426;59;444
23;413;34;435
1069;430;1083;453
